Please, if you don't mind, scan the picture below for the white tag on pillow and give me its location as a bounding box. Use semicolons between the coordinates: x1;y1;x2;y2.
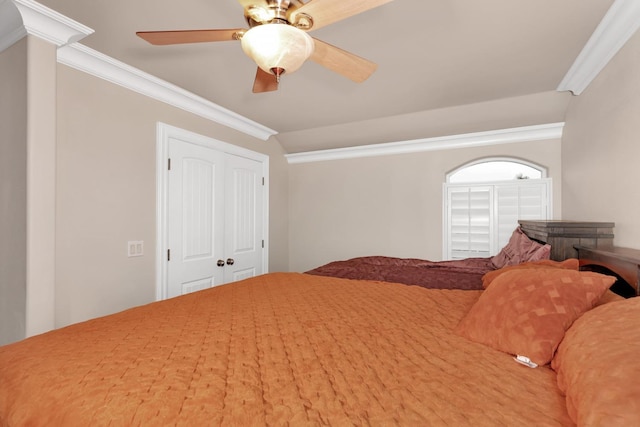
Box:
514;355;538;368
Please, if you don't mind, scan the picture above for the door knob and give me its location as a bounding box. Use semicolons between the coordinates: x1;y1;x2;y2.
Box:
217;259;225;267
226;258;235;265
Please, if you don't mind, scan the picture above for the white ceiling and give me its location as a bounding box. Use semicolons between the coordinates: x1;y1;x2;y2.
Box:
38;0;615;152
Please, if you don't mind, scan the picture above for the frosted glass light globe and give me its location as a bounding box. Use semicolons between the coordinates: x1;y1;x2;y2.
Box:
241;24;314;76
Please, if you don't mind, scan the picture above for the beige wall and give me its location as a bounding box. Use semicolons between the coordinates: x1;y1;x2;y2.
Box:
0;35;58;345
55;65;289;327
289;139;562;272
279;91;571;153
0;38;27;345
562;29;640;249
26;36;57;337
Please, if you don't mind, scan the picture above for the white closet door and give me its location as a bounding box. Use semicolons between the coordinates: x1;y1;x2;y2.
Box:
157;123;268;300
167;138;225;298
223;154;264;282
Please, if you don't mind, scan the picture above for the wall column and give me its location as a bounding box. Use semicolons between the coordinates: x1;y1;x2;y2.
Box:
0;37;28;346
0;0;92;344
24;34;57;337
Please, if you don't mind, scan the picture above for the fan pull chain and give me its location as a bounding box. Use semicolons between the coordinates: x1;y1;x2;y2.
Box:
271;67;284;83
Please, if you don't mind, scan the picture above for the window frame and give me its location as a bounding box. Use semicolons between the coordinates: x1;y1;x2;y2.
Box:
442;158;551;260
446;157;547;183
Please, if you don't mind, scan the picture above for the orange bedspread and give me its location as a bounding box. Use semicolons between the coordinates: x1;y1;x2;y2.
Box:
0;273;572;426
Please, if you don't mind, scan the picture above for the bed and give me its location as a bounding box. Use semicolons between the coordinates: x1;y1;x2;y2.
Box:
1;257;639;426
305;226;551;290
2;221;639;426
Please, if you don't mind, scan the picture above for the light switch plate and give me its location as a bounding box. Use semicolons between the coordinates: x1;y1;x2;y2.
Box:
127;241;144;257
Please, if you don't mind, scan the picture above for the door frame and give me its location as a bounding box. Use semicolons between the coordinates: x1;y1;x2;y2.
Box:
155;122;269;300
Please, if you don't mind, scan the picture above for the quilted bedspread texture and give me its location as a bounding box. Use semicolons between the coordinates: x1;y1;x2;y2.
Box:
0;273;572;426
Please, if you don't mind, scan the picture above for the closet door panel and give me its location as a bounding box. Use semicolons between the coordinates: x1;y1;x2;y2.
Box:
167;138;225;298
224;154;264;282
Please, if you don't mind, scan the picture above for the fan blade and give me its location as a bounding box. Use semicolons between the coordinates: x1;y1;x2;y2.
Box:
252;67;279;93
289;0;393;31
310;38;377;83
136;29;244;45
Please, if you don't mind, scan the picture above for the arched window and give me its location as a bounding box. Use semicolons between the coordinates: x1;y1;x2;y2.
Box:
447;158;546;183
443;158;551;260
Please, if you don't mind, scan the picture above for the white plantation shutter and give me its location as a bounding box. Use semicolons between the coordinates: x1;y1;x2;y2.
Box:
447;186;492;259
444;179;551;260
495;180;550;250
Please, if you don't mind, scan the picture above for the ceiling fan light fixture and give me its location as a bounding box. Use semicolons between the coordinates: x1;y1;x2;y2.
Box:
240;24;314;78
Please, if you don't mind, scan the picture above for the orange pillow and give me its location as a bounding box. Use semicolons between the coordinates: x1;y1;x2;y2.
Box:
593;289;624;307
551;298;640;426
481;258;580;289
455;268;615;365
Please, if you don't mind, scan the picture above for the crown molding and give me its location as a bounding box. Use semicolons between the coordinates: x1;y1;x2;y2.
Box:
285;123;564;164
11;0;93;46
0;0;276;141
1;0;93;52
57;43;277;141
0;0;24;51
557;0;640;95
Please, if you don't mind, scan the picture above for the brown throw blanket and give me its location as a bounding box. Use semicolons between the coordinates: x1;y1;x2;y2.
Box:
306;255;495;290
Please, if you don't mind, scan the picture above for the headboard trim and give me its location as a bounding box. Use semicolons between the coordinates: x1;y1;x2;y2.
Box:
575;245;640;297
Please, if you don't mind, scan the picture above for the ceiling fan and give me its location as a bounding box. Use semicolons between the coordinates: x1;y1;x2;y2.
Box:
136;0;393;93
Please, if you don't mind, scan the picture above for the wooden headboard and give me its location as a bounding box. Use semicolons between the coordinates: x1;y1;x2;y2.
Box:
518;220;614;261
575;246;640;298
518;220;638;297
